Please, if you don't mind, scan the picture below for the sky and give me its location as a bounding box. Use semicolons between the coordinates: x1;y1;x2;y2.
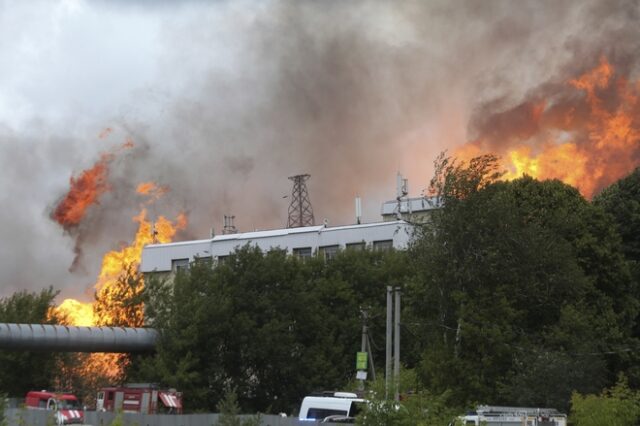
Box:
0;0;638;299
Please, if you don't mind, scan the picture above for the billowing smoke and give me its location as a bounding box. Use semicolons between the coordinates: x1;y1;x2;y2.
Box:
0;0;638;298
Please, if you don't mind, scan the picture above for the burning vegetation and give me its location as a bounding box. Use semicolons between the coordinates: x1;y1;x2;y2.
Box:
50;138;187;396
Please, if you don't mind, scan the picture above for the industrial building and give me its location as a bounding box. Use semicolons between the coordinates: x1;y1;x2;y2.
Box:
140;220;414;279
140;173;437;279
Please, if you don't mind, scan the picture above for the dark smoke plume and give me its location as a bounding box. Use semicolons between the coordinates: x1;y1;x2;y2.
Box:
0;0;638;298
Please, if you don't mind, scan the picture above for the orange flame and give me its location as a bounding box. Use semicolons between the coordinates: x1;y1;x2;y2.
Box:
52;153;112;227
53;175;187;384
54;207;186;327
136;182;169;201
52;141;134;228
56;299;95;327
456;57;640;198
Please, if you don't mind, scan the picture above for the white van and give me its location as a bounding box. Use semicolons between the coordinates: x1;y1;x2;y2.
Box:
298;392;365;422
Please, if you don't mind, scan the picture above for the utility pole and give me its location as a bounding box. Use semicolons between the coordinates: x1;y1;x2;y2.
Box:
358;310;369;391
385;286;393;400
394;286;401;402
385;286;402;401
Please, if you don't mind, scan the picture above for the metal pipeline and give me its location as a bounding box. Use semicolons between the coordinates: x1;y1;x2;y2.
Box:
0;323;159;353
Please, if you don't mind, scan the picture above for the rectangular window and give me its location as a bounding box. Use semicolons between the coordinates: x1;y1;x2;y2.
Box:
346;242;365;251
217;255;229;265
194;256;212;267
318;245;339;260
292;247;312;258
373;240;393;251
171;258;190;272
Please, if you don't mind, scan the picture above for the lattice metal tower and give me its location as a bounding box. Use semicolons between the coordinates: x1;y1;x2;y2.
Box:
287;174;315;228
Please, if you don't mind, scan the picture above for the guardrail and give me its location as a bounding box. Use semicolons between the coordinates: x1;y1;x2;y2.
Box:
4;409;343;426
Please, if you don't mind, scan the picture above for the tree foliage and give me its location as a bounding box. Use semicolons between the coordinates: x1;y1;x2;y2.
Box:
0;287;60;396
406;153;637;410
130;153;640;415
137;247;409;414
571;375;640;426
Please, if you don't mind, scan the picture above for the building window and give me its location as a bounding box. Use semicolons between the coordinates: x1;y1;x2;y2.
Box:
172;258;190;272
318;245;339;260
373;240;393;251
346;242;366;251
292;247;312;258
194;256;213;267
217;255;229;265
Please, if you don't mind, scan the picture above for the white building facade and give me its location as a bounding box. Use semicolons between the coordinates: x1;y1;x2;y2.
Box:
140;220;414;275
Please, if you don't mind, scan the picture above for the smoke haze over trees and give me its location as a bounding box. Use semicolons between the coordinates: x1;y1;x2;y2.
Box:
1;1;640;298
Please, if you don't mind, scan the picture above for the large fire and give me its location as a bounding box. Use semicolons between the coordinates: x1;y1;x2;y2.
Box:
51;138;187;386
457;57;640;198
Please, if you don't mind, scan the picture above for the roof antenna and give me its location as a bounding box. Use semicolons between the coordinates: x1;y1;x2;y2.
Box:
396;172;408;220
222;215;237;234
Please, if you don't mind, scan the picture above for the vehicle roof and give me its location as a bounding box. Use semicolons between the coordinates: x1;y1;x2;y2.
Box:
301;396;364;410
26;391;77;399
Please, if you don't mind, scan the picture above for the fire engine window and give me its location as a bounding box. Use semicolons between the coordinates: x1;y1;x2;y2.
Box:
59;399;80;409
39;399;47;408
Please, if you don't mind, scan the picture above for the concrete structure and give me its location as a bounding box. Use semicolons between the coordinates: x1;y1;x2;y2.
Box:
380;196;439;223
141;220;413;278
0;323;158;352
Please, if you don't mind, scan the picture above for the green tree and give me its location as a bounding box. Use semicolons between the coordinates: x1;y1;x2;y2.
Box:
216;387;261;426
595;167;640;283
407;153;635;410
594;167;640;382
571;375;640;426
357;369;459;426
137;245;410;413
0;287;61;396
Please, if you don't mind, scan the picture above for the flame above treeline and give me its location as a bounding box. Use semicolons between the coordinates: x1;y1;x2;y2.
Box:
50;136;186;382
456;57;640;198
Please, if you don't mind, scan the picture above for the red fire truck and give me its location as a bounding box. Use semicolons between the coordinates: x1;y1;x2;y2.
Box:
97;383;182;414
25;390;84;425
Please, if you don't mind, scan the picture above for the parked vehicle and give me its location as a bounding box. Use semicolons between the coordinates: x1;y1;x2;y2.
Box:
458;405;567;426
298;391;364;422
97;383;182;414
25;390;84;425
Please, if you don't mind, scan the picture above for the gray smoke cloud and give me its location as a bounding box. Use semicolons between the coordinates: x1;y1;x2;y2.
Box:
0;0;637;299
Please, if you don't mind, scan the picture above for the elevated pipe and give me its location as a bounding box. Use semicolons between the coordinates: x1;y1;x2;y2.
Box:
0;323;159;353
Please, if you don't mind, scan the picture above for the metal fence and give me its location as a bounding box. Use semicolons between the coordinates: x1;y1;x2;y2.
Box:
4;408;340;426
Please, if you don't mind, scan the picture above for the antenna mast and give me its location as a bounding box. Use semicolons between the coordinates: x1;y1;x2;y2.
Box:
287;174;315;228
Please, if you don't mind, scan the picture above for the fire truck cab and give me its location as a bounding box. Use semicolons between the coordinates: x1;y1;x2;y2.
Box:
25;390;84;425
97;383;182;414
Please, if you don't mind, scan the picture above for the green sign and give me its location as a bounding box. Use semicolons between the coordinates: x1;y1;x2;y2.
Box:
356;352;368;370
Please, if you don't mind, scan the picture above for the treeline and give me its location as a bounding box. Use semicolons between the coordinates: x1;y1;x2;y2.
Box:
132;154;640;415
1;154;639;422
